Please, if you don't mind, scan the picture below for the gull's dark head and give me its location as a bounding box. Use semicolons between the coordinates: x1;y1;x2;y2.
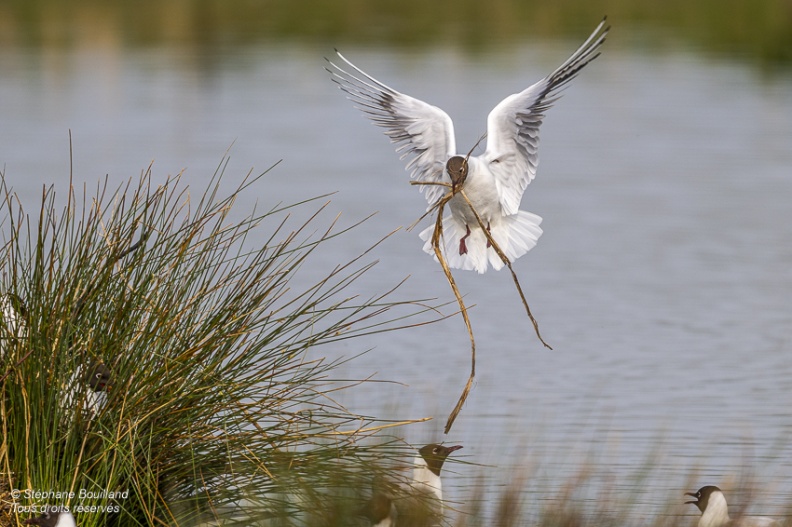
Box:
446;156;468;191
418;443;463;477
86;363;112;392
24;507;64;526
685;485;721;513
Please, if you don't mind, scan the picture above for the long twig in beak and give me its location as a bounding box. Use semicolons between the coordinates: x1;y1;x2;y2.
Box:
409;179;475;434
431;194;476;435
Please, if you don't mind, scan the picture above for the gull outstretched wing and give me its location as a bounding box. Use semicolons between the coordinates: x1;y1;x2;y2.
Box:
484;18;609;215
327;51;457;207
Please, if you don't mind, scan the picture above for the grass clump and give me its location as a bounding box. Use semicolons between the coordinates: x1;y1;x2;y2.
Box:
0;161;440;526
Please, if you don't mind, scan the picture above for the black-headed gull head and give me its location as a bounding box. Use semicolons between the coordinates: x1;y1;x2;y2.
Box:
417;443;463;478
446;156;469;192
686;485;723;514
85;363;112;393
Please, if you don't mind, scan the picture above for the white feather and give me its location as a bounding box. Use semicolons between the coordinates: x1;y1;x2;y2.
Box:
411;454;443;502
327;51;456;206
1;293;28;359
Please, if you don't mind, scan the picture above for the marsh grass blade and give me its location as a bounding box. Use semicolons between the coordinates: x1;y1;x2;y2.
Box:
1;160;446;526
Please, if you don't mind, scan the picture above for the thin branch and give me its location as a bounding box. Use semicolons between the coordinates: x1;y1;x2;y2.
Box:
458;188;552;350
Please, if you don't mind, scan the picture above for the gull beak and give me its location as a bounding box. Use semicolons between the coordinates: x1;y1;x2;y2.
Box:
446;445;463;453
685;492;698;504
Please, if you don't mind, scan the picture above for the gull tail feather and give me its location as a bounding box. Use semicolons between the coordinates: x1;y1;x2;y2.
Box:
487;211;543;271
419;211;543;274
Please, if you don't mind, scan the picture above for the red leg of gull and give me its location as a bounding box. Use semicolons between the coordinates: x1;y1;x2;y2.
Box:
459;225;471;255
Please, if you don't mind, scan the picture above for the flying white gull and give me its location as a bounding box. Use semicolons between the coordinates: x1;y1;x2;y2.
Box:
327;19;609;273
686;485;781;527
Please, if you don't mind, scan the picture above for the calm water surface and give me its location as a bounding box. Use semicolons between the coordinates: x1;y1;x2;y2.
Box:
2;36;792;521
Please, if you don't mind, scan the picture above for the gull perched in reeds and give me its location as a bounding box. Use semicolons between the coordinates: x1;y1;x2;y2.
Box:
23;507;77;527
411;443;463;508
686;485;781;527
60;362;112;424
327;19;609;273
0;292;28;359
361;443;463;526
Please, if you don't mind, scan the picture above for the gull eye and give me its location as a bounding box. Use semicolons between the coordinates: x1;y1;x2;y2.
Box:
432;447;439;454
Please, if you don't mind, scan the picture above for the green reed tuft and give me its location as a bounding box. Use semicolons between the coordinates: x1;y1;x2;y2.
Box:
0;161;441;526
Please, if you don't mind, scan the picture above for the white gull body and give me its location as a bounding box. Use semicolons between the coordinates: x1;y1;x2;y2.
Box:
360;443;462;526
407;443;462;520
328;19;609;273
687;486;781;527
412;452;443;502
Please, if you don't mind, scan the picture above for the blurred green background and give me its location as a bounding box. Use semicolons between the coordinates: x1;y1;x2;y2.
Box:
1;0;790;69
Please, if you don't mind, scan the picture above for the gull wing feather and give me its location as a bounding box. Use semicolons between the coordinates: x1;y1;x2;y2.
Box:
484;18;609;215
327;51;457;206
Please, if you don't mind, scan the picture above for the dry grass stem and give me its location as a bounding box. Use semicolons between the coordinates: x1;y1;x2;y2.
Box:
429;192;477;435
409;175;551;435
457;189;552;350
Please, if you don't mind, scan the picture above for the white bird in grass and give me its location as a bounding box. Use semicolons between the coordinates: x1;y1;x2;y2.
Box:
327;18;609;274
411;443;462;507
686;485;781;527
24;507;77;527
359;443;462;527
0;292;28;359
60;362;112;424
402;443;463;526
